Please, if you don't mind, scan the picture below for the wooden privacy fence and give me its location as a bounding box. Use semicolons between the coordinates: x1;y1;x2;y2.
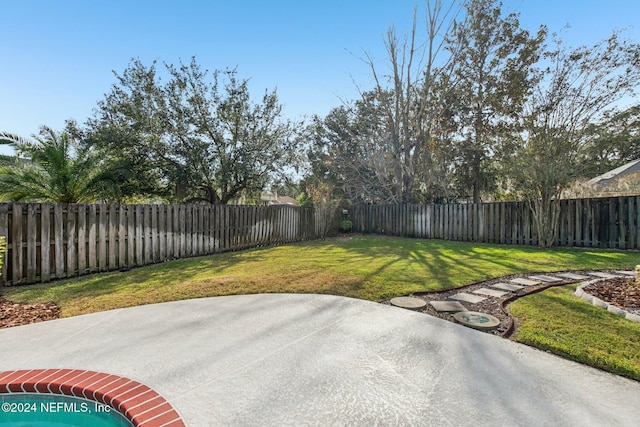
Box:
350;196;640;249
0;203;321;286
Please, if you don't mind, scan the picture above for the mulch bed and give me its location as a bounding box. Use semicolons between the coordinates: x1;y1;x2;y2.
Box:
583;277;640;315
0;298;61;329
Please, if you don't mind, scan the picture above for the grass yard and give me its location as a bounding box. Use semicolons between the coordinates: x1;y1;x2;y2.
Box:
2;236;637;317
2;235;639;379
509;284;640;381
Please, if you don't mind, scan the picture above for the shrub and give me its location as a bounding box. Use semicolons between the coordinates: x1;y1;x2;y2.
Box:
339;220;353;233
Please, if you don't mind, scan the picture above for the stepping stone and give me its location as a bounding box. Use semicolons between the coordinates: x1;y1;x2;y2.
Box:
453;311;501;330
490;282;523;292
510;278;541;286
390;297;427;310
450;293;487;304
473;287;508;298
430;300;467;312
615;270;636;277
588;272;619;279
556;272;590;280
528;275;563;283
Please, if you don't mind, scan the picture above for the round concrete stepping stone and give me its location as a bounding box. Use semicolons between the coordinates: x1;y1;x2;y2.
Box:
390;297;427;310
453;311;501;330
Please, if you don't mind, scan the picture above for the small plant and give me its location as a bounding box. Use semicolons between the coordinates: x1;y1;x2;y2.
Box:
339;220;353;233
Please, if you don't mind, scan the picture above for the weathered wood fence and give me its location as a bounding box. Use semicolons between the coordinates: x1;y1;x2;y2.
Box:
350;196;640;249
0;203;322;286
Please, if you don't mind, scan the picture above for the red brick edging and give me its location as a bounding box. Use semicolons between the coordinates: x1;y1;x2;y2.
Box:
0;369;185;427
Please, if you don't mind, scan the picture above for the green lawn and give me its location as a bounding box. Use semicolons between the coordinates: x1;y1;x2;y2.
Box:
3;235;639;379
509;284;640;381
2;236;637;317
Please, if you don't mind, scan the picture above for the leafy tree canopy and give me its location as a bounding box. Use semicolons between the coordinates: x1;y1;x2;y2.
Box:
88;57;301;204
0;126;126;203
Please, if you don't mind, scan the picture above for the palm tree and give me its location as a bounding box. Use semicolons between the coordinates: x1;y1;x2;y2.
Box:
0;126;124;203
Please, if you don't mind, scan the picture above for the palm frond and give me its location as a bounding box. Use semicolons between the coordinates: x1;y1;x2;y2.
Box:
0;127;127;203
0;132;27;145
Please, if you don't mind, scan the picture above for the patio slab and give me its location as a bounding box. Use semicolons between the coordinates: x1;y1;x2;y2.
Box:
429;300;468;312
510;278;542;286
528;275;563;283
490;282;524;292
1;294;639;426
615;270;635;277
473;287;508;298
556;272;591;281
588;272;620;279
449;293;487;304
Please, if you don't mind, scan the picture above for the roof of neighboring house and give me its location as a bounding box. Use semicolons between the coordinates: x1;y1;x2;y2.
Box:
261;191;299;206
588;159;640;187
274;195;298;206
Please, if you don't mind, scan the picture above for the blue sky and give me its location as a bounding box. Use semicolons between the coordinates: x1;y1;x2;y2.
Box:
1;0;639;156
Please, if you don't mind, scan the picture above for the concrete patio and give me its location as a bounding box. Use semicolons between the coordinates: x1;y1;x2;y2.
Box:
1;293;638;426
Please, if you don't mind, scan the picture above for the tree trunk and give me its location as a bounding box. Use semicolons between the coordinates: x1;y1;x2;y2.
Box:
529;196;560;248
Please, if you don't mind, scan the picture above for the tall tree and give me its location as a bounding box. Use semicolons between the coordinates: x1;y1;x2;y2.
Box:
89;58;300;204
306;103;377;204
0;126;124;203
508;33;640;247
311;0;459;204
581;104;640;176
447;0;545;202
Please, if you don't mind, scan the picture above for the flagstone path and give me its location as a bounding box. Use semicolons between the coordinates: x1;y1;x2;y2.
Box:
386;270;638;336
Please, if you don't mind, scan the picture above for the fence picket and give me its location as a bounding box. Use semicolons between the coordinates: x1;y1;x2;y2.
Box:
77;205;86;276
41;204;51;282
127;205;135;267
54;204;64;279
3;197;638;286
27;204;37;283
109;204;117;269
349;197;640;250
88;205;97;272
66;204;77;277
0;204;7;283
98;205;107;271
118;205;126;268
151;204;158;262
